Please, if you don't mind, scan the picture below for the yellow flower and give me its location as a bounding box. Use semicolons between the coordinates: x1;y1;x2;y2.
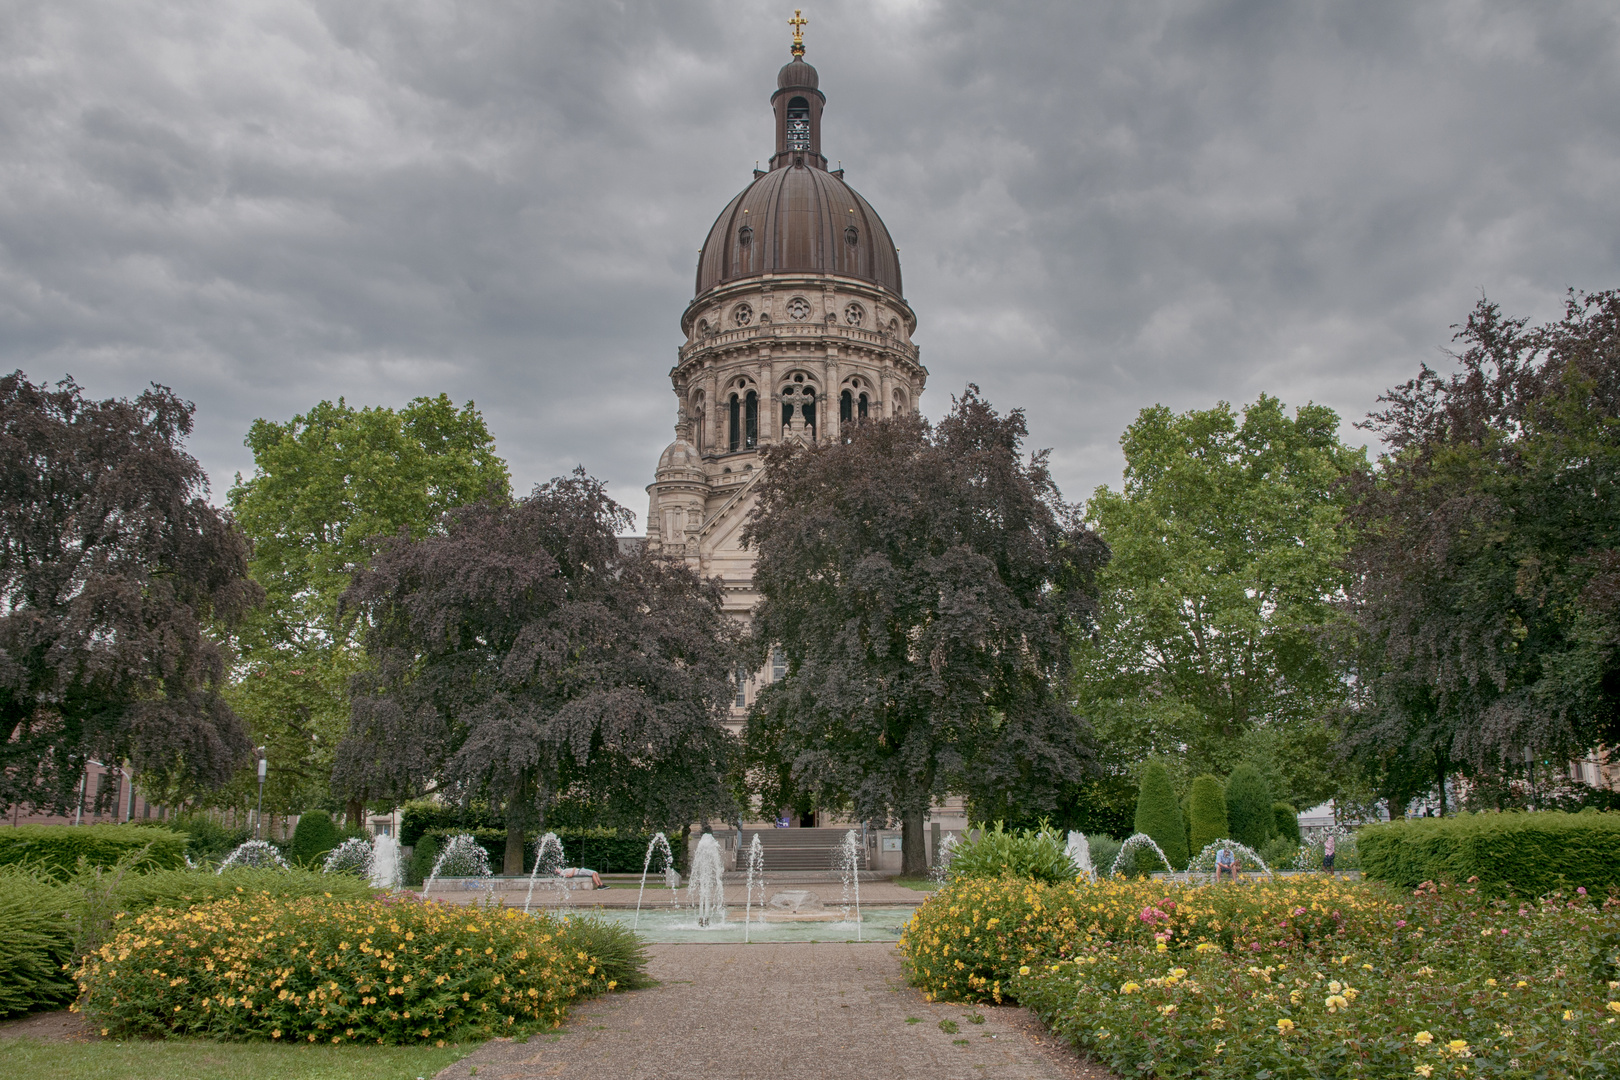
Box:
1485;978;1497;987
1414;1066;1434;1078
1563;1010;1575;1021
1445;1040;1471;1057
1018;966;1030;976
1276;1018;1295;1034
1608;1002;1620;1015
1119;982;1140;995
1413;1031;1433;1046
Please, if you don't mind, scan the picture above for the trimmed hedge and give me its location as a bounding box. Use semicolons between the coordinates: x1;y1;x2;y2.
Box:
409;827;660;882
1358;810;1620;896
1132;763;1187;872
0;824;188;880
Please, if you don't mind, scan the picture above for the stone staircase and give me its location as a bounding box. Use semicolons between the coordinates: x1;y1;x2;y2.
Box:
738;828;864;873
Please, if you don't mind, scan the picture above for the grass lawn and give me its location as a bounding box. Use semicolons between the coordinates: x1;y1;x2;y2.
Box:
892;875;941;892
0;1037;469;1080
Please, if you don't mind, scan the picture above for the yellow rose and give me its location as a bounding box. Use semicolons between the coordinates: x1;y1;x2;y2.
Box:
1276;1018;1295;1034
1413;1031;1434;1046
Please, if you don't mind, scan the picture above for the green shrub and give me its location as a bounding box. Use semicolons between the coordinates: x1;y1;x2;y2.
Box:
945;822;1077;884
76;894;624;1043
113;866;375;913
1186;775;1229;856
286;810;341;867
1359;810;1620;896
555;915;654;990
0;824;188;880
0;871;77;1017
1258;833;1298;869
1272;800;1301;844
412;827;660;877
165;813;251;863
1085;834;1121;876
405;833;441;887
1223;764;1275;849
1132;763;1187;872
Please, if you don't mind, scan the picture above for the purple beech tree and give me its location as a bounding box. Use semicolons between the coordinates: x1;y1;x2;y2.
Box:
742;388;1109;875
0;373;261;813
335;470;740;873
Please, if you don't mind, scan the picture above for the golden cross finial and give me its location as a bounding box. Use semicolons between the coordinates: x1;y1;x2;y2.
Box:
789;9;808;56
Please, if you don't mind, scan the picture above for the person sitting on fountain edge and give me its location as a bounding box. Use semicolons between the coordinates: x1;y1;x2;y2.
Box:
560;867;605;889
1215;845;1238;883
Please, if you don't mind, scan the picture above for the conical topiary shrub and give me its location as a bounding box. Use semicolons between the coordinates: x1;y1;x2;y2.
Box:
1273;801;1301;845
1132;762;1188;873
1187;774;1230;856
1224;764;1276;849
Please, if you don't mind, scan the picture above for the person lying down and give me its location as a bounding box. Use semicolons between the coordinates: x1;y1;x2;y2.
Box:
559;867;605;888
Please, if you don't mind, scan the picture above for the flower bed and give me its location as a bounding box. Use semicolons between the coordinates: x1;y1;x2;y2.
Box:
75;894;617;1045
902;875;1620;1078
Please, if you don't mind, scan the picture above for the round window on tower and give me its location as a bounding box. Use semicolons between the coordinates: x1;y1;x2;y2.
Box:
786;296;811;321
845;225;859;246
738;225;753;246
733;303;753;327
844;303;864;327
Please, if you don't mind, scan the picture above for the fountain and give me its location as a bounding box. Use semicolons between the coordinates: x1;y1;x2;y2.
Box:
741;834;765;943
836;829;863;941
217;839;289;872
321;836;374;877
1107;832;1176;877
633;832;677;930
522;832;567;914
1185;839;1274;881
929;832;958;885
369;833;401;889
687;833;727;927
1065;831;1095;882
420;832;492;899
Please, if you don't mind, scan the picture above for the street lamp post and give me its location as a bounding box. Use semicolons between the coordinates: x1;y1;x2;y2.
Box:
255;749;267;841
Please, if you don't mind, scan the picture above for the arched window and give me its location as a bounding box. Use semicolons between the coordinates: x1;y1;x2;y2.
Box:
744;391;758;449
729;394;741;452
786;96;811;150
804;394;816;439
840;390;853;424
858;392;869;420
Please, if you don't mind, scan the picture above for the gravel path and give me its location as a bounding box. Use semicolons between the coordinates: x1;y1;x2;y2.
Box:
434;942;1114;1080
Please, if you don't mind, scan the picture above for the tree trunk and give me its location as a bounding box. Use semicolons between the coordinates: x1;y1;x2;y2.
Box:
901;806;928;876
504;822;525;876
345;798;365;830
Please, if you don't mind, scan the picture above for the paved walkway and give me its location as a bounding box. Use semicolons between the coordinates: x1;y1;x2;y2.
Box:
434;943;1113;1080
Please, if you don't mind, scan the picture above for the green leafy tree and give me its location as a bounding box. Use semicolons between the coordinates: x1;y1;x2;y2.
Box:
1076;396;1367;808
1132;762;1188;871
1340;292;1620;812
337;471;741;873
742;389;1109;875
0;373;261;813
223;396;509;821
1224;763;1276;849
1186;774;1229;856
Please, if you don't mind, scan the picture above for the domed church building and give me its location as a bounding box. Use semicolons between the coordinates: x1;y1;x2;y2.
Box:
645;20;927;732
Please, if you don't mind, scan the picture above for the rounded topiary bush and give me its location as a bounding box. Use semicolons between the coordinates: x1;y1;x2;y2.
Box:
1224;764;1275;850
1132;762;1188;873
321;836;374;877
287;810;341;867
1187;775;1229;857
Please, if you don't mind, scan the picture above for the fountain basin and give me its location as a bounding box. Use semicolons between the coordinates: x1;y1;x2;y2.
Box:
574;905;914;943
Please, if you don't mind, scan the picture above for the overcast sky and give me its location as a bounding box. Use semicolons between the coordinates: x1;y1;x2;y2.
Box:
4;1;1618;529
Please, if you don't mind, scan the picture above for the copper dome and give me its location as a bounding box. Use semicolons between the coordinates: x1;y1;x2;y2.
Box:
695;165;903;299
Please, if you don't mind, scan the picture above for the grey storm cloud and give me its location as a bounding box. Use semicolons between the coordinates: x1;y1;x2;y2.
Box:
3;1;1618;527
